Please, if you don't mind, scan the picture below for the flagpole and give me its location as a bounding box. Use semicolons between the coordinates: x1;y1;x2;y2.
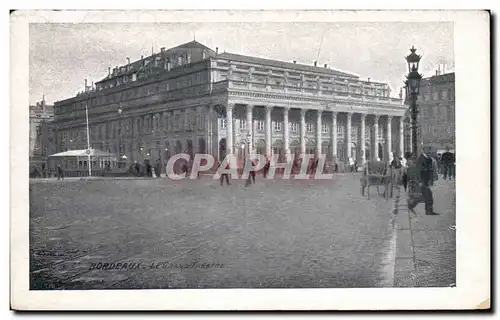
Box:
85;101;92;177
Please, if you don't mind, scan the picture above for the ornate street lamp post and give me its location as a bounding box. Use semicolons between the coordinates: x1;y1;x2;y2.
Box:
404;46;423;158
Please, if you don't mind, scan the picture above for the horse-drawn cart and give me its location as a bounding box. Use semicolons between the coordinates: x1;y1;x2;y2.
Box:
360;160;395;200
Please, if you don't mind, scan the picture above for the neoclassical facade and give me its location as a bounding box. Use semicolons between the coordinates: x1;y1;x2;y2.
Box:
51;40;406;169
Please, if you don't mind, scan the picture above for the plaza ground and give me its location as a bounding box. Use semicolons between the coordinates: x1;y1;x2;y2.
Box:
29;173;455;289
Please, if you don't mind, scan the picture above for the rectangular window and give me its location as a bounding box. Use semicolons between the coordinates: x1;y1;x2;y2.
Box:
174;114;180;131
257;121;265;131
290;122;298;133
307;123;314;133
240;119;247;130
322;124;329;133
184;113;190;130
162;114;168;131
220;119;227;129
274;122;282;132
337;125;343;135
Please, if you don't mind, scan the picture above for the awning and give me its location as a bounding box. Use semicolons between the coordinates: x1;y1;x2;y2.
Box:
48;149;117;158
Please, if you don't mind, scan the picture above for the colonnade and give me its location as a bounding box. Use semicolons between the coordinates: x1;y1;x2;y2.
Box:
224;103;405;164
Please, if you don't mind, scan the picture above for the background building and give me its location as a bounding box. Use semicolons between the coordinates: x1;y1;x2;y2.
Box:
419;71;455;153
403;70;455;155
50;40;406;172
29;97;54;171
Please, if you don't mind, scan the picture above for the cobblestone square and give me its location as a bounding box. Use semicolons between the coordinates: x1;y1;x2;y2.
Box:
30;174;400;289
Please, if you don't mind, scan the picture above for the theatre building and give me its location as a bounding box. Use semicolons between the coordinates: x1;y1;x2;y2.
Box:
52;40;406;169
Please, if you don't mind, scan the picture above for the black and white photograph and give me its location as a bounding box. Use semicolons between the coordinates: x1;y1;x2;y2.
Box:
11;9;490;310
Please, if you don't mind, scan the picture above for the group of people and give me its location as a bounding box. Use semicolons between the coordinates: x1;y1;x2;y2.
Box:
393;147;455;216
30;164;65;179
216;155;334;187
130;159;164;178
438;149;456;180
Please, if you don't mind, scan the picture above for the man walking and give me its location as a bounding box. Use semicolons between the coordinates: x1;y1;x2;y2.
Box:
245;158;257;187
218;160;231;186
348;156;355;173
57;164;64;180
263;156;271;178
154;159;160;178
408;146;438;215
401;152;412;192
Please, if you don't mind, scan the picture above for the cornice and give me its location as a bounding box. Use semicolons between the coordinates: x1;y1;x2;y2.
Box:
228;90;406;114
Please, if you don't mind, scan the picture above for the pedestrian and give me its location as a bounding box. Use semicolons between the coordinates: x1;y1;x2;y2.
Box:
390;153;402;169
57;164;64;180
401;152;412;192
182;160;189;176
145;160;152;178
155;159;162;178
219;161;231;186
245;158;257;187
348;157;355;172
441;147;454;180
134;161;140;177
292;157;301;175
401;154;407;168
408;146;438;215
263;156;270;178
251;159;257;183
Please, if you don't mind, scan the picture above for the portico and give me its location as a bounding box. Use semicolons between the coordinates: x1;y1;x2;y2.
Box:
219;101;406;166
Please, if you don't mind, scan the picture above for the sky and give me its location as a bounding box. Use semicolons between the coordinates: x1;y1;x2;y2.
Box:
29;21;454;105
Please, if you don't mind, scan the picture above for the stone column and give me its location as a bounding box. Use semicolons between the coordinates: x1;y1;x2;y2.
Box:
300;109;306;154
387;115;393;160
207;105;213;156
265;106;272;157
246;105;253;153
283;106;290;154
360;113;366;164
346;112;352;158
399;116;404;157
331;111;337;161
191;109;197;155
316;110;322;156
374;114;380;160
226;104;234;155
